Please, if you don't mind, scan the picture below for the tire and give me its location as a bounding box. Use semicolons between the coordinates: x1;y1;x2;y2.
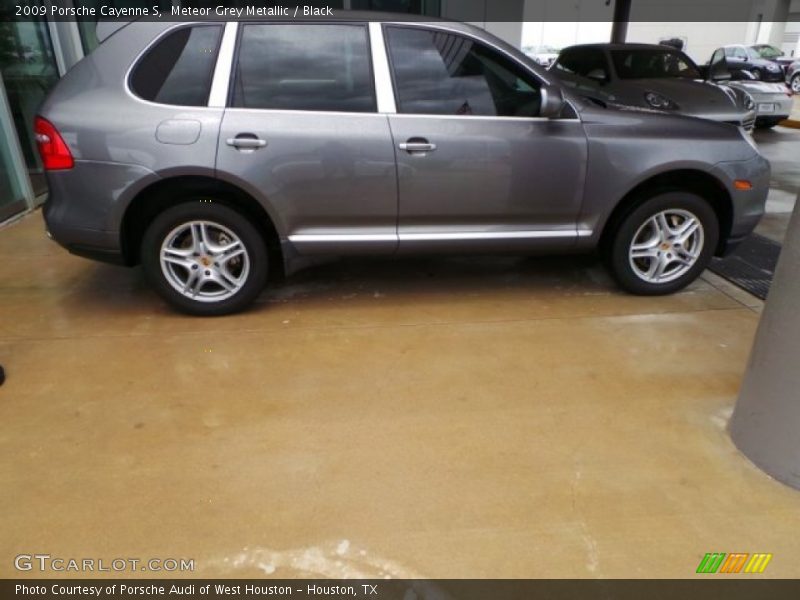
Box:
751;68;763;80
605;191;719;296
791;74;800;94
141;202;268;316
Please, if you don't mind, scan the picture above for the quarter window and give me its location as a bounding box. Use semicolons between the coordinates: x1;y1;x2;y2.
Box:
231;24;376;113
130;25;222;106
385;26;542;117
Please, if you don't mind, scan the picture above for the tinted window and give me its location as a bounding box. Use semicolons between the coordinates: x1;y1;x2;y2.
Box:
611;49;701;79
386;26;541;117
751;44;782;59
130;25;222;106
553;48;609;81
232;24;375;112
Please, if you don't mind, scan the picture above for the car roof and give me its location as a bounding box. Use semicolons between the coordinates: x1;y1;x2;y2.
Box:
561;43;686;52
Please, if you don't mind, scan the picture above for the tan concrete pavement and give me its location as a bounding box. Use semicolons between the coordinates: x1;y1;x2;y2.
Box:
1;211;798;579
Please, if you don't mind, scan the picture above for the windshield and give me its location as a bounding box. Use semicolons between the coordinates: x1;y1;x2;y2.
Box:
749;45;782;59
611;49;702;79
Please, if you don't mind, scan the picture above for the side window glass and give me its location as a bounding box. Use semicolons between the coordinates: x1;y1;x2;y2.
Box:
385;26;542;117
553;48;607;81
130;25;222;106
232;24;376;113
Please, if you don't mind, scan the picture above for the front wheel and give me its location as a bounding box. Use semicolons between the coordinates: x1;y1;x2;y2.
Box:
141;202;268;316
605;192;719;295
791;74;800;94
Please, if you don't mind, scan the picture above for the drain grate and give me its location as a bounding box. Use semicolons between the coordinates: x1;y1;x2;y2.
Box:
709;233;782;300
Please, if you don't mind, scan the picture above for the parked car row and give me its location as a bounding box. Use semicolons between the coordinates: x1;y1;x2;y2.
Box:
704;43;799;97
549;42;794;129
714;44;792;81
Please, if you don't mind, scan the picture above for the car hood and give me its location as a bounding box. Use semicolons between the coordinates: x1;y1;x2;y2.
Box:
602;77;752;121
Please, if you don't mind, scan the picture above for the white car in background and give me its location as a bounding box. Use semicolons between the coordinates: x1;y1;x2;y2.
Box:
524;45;560;67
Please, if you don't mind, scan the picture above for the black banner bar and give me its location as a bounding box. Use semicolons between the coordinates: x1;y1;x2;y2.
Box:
3;0;800;23
5;579;800;600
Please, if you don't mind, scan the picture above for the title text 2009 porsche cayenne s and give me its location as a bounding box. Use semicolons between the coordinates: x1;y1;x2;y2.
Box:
38;15;769;315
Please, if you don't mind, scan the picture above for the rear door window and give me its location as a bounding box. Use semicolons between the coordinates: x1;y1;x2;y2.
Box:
231;24;376;113
130;25;222;106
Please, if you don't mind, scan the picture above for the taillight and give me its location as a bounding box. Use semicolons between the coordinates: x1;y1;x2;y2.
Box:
34;116;73;170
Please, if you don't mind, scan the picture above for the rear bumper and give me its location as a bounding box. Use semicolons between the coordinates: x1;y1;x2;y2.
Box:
752;93;793;120
42;192;125;264
42;160;157;265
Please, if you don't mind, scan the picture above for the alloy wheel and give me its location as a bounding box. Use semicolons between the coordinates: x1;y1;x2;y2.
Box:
628;209;705;284
159;220;250;303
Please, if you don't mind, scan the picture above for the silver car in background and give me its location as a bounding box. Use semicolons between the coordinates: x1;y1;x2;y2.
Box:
38;17;769;315
708;47;793;128
550;43;757;130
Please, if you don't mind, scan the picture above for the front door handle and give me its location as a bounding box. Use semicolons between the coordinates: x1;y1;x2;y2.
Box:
399;138;437;154
226;135;267;150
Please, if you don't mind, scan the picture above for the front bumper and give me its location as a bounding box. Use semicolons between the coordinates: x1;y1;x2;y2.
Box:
714;152;771;254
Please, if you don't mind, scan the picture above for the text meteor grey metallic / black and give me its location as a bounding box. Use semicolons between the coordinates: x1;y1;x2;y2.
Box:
38;14;769;315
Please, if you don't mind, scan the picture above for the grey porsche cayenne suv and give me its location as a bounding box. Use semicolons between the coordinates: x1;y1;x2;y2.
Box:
38;15;770;315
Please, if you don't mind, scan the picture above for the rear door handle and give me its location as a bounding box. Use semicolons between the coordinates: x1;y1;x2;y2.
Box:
226;136;267;150
399;139;437;154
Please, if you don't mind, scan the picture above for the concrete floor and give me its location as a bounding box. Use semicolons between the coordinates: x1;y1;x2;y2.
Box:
2;209;800;580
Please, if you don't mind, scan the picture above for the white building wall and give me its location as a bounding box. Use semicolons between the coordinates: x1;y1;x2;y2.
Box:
626;0;792;63
783;0;800;57
625;22;752;64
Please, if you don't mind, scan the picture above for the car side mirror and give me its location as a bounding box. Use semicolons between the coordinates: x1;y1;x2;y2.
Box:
708;61;731;82
540;84;566;118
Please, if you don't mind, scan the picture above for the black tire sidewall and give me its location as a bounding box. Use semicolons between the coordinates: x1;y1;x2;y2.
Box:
141;202;268;316
608;192;719;295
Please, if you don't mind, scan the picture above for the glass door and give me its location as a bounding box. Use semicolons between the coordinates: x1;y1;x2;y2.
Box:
0;17;60;197
0;72;32;222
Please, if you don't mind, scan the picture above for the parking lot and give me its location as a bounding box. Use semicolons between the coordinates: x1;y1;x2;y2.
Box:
1;123;798;578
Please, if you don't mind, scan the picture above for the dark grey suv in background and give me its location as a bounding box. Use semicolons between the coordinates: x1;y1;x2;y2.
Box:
38;15;770;315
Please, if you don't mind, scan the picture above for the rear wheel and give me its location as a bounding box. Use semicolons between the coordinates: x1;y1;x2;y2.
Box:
605;192;719;295
141;202;268;316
